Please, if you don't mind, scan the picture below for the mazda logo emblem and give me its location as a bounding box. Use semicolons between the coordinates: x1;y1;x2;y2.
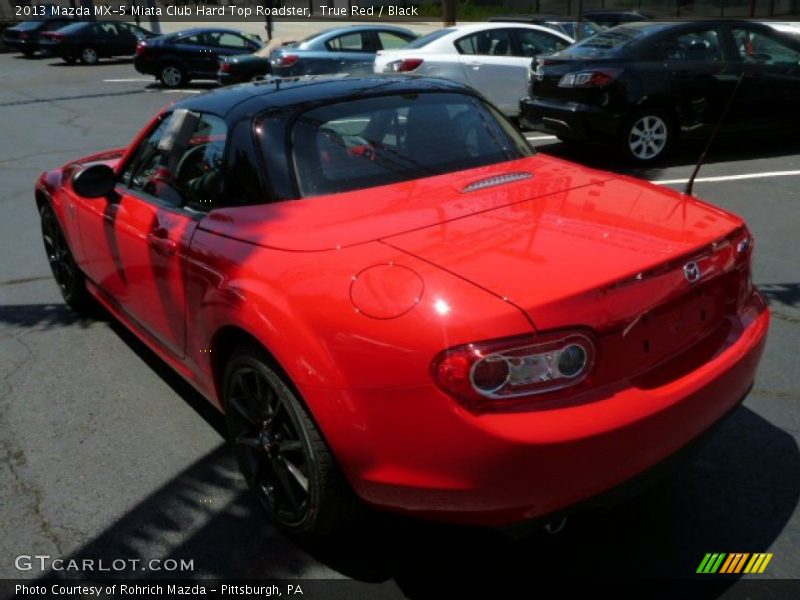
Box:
684;261;701;283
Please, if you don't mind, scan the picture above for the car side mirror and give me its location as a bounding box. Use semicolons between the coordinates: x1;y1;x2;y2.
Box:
72;164;117;198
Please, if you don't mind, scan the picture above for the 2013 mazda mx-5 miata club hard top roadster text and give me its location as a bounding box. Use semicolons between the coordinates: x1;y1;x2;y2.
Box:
36;76;768;537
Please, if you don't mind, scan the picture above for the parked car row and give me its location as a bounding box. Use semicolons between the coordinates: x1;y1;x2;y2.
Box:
5;15;800;163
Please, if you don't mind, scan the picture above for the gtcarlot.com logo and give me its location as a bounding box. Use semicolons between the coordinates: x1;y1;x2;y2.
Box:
14;554;194;573
696;552;773;574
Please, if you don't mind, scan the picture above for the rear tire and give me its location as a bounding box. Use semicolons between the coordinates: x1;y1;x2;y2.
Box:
22;49;35;58
62;56;77;65
159;63;186;88
79;45;99;65
224;344;359;538
39;203;91;314
620;108;675;164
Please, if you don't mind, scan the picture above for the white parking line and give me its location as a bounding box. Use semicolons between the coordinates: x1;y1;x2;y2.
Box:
525;134;558;140
162;90;202;94
654;170;800;185
103;78;153;82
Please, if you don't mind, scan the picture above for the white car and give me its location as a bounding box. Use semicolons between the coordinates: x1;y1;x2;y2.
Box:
373;23;573;117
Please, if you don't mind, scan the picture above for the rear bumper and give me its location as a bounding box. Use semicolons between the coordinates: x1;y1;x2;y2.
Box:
39;41;75;58
3;38;38;52
133;55;159;76
302;293;769;526
217;71;245;85
520;96;621;142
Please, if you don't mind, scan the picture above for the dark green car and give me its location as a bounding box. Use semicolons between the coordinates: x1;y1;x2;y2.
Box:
217;25;417;85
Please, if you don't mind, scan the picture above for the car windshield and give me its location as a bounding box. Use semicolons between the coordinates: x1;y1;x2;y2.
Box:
287;92;533;197
556;23;654;57
403;28;455;49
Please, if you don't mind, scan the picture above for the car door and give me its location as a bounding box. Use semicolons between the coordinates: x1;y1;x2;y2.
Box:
172;32;214;75
323;31;376;74
116;22;144;55
96;22;123;56
727;24;800;130
75;110;226;358
455;28;528;114
655;26;742;135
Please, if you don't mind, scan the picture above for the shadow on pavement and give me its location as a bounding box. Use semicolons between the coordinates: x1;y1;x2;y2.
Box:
48;58;134;67
0;302;105;330
759;282;800;311
40;361;799;586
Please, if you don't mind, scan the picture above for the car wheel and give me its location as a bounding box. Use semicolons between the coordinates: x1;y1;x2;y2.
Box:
39;203;91;313
22;49;35;58
224;345;358;537
79;46;99;65
621;109;674;164
62;56;77;65
159;64;185;88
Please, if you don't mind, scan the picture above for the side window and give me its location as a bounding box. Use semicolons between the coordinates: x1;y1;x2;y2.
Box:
211;32;249;50
657;28;723;62
455;29;513;56
513;29;569;57
378;31;412;50
326;32;367;52
731;28;800;66
178;34;203;46
121;111;227;210
100;23;119;36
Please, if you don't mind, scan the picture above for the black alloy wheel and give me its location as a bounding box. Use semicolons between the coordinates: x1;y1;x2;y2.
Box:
224;346;358;537
39;203;90;312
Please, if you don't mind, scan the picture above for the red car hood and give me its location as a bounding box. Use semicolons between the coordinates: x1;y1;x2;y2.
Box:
383;168;744;331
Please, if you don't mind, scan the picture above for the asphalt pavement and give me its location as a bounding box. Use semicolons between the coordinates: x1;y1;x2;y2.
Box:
1;50;799;595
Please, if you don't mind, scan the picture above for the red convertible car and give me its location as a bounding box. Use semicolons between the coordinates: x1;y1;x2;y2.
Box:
36;77;769;537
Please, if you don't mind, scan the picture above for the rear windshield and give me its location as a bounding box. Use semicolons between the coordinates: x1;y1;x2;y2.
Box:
14;20;47;31
403;28;454;49
55;22;87;35
288;92;532;197
557;23;652;57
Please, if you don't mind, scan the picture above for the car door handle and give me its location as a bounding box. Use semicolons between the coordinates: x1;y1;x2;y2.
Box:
147;229;177;256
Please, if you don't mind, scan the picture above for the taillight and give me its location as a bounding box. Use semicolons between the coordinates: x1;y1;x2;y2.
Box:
219;61;231;73
431;331;595;411
558;68;622;88
135;41;147;56
731;226;755;308
383;58;423;73
271;53;298;67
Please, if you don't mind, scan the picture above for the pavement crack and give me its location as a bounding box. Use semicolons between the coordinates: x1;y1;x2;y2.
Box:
0;89;149;108
0;333;68;555
0;275;52;286
770;309;800;325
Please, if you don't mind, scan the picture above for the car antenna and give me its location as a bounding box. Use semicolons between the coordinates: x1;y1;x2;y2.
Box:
684;72;745;197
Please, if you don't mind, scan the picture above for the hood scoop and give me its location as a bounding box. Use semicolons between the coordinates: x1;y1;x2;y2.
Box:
462;172;533;193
